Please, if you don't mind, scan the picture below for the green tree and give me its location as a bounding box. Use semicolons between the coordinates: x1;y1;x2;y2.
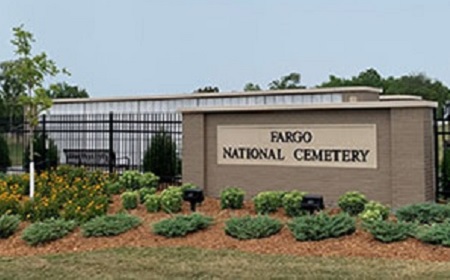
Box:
0;67;25;126
143;129;179;181
194;86;219;93
268;72;305;90
318;68;450;113
46;82;89;99
243;83;262;91
318;68;384;88
2;25;68;198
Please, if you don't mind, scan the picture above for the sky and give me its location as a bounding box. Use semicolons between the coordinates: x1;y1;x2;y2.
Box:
1;0;450;97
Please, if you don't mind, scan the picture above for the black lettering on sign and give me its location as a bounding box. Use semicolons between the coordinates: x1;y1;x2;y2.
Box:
270;130;313;143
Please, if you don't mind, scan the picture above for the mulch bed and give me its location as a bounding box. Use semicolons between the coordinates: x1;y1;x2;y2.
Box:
1;196;450;262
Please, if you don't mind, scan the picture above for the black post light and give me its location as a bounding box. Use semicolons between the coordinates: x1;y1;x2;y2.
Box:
300;194;325;214
183;188;205;212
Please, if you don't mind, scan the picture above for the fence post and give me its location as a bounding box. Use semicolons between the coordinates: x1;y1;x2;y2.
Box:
42;114;46;171
109;112;114;173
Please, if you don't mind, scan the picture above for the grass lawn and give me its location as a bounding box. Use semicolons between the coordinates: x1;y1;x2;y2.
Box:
0;247;449;280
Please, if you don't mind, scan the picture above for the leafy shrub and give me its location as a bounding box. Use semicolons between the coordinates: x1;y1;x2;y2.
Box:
160;186;183;213
180;183;198;193
152;213;213;237
416;222;450;247
288;213;356;241
105;182;125;195
395;203;450;224
338;191;368;216
0;214;20;238
24;133;58;172
225;215;282;240
139;172;159;189
144;194;160;213
363;220;415;243
253;191;283;214
121;191;139;210
0;135;11;173
81;213;142;237
139;187;156;203
359;201;390;223
143;130;179;181
119;171;142;190
221;187;245;209
21;218;76;246
282;191;307;217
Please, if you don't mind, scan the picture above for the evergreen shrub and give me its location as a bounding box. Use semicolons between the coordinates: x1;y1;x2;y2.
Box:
225;215;282;240
288;213;355;241
152;213;213;237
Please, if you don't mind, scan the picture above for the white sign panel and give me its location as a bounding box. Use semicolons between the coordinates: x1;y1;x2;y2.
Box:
217;124;377;169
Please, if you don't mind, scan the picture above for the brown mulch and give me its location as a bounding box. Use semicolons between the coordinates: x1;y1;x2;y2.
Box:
1;196;450;262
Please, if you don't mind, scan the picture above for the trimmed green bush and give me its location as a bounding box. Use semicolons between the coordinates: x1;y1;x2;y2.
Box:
221;187;245;209
359;201;390;223
152;213;213;237
253;191;283;214
139;172;159;189
282;191;307;217
338;191;368;216
363;220;415;243
22;218;76;246
119;171;142;190
144;194;161;213
121;191;139;210
0;135;11;173
416;222;450;247
81;213;142;237
288;213;356;241
395;203;450;224
225;215;282;240
139;187;156;203
105;182;125;195
160;187;183;213
0;214;20;238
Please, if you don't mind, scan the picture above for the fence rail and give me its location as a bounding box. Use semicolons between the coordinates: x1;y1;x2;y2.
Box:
0;112;182;184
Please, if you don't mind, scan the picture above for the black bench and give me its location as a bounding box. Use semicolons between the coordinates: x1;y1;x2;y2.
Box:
63;149;130;171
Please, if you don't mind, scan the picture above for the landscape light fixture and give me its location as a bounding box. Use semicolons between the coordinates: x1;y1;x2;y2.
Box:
300;194;325;214
183;188;205;212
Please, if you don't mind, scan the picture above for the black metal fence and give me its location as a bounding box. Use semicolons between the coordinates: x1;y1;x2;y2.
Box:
0;112;183;184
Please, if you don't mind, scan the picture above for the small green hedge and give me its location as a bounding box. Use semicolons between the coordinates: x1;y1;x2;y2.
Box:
160;187;183;213
121;191;139;210
221;187;245;209
359;201;390;223
288;213;355;241
81;213;142;237
395;203;450;224
253;191;283;214
225;215;282;240
416;222;450;247
22;219;76;246
363;220;415;243
139;187;156;203
152;213;213;237
282;191;307;217
0;214;20;239
144;194;161;213
338;191;368;216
